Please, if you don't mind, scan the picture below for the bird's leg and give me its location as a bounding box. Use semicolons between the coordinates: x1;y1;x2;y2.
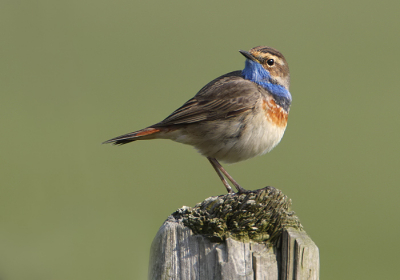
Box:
207;157;247;193
207;157;234;193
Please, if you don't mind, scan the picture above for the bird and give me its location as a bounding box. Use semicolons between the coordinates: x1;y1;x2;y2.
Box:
103;46;292;194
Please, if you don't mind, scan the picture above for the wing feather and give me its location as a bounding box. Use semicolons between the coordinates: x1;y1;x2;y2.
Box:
156;71;262;126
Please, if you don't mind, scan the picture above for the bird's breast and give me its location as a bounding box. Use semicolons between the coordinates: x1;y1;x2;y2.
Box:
262;98;288;128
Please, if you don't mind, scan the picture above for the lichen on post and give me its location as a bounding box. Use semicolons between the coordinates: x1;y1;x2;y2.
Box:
148;187;319;280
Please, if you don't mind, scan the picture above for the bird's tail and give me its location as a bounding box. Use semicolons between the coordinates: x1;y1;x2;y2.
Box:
102;127;161;145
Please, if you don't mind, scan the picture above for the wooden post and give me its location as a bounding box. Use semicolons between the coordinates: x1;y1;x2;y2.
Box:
148;186;319;280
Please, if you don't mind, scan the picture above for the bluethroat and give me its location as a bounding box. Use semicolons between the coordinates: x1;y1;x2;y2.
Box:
103;46;292;194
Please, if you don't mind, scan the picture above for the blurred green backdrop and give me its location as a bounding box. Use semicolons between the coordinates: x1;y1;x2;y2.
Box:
1;1;399;279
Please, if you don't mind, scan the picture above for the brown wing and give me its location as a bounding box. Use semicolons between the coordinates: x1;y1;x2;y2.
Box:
156;71;262;126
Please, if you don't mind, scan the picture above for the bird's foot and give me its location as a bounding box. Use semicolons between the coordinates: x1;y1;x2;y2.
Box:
233;184;247;194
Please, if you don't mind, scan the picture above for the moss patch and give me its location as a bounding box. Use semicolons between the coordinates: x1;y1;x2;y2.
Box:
172;186;302;243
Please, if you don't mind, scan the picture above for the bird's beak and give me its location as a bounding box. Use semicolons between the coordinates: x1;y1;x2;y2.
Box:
239;50;258;62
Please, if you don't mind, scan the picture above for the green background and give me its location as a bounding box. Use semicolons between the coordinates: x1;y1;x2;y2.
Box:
1;1;399;279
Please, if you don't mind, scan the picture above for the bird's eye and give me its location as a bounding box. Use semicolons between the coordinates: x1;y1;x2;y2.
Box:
267;59;274;66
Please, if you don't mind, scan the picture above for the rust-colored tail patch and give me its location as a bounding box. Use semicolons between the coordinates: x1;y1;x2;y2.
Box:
103;127;161;145
134;127;161;137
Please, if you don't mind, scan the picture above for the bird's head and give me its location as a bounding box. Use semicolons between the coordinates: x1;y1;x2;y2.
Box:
240;46;290;91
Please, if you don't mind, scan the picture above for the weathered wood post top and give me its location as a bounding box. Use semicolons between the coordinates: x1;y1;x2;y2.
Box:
149;186;319;280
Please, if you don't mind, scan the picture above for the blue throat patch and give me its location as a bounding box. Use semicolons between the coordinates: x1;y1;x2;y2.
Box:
242;59;292;110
